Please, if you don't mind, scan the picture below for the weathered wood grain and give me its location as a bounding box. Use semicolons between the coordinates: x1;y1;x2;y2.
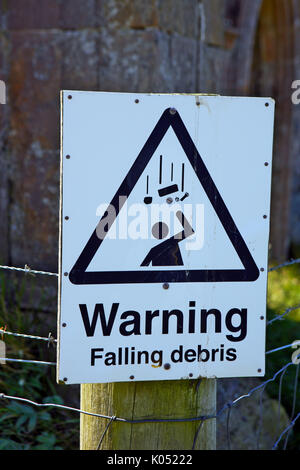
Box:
80;379;216;450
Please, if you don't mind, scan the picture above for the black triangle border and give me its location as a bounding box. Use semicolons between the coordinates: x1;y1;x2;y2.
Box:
68;108;259;285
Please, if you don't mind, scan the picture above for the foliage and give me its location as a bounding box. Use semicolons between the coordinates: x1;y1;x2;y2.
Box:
267;263;300;321
265;263;300;450
0;272;79;450
0;262;299;450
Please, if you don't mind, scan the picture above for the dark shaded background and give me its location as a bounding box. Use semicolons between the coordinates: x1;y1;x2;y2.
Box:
0;0;299;307
0;0;300;451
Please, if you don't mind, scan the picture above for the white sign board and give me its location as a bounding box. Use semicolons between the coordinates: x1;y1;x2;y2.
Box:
57;91;275;385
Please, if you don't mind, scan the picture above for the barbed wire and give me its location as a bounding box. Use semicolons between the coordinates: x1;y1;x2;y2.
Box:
0;258;299;450
0;256;298;280
0;264;58;277
1;354;299;424
1;357;297;450
267;304;300;325
268;258;300;272
0;340;296;368
0;301;296;354
0;329;56;345
0;357;56;366
0;354;299;450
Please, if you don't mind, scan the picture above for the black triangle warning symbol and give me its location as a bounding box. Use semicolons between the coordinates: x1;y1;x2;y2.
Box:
68;108;259;285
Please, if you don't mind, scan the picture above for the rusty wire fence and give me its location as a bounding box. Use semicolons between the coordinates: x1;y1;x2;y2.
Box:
0;259;299;450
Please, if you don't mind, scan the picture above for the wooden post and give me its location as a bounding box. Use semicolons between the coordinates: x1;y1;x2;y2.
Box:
80;379;216;450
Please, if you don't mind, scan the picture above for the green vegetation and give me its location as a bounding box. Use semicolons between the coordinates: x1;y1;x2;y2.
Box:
266;263;300;449
0;362;79;450
0;272;79;450
0;262;299;450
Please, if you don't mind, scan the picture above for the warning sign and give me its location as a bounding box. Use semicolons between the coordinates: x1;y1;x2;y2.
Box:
57;91;275;385
69;107;259;285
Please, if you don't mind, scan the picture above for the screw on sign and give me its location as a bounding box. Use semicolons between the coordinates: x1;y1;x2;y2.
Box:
59;92;274;383
58;92;274;450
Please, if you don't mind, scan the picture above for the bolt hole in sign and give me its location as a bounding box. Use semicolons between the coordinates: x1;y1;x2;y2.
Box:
57;92;275;385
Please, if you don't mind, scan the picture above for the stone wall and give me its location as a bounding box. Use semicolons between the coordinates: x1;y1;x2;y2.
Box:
0;0;299;305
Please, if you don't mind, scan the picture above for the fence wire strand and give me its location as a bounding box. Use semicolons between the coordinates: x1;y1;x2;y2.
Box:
268;258;300;272
267;304;300;325
277;368;287;439
256;385;266;450
0;357;56;366
0;258;299;450
96;415;117;451
0;329;56;345
1;355;299;425
283;363;299;449
0;264;58;277
272;412;300;450
0;256;298;279
192;420;204;450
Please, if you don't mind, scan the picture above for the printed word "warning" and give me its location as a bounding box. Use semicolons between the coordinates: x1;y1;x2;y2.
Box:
79;302;247;342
